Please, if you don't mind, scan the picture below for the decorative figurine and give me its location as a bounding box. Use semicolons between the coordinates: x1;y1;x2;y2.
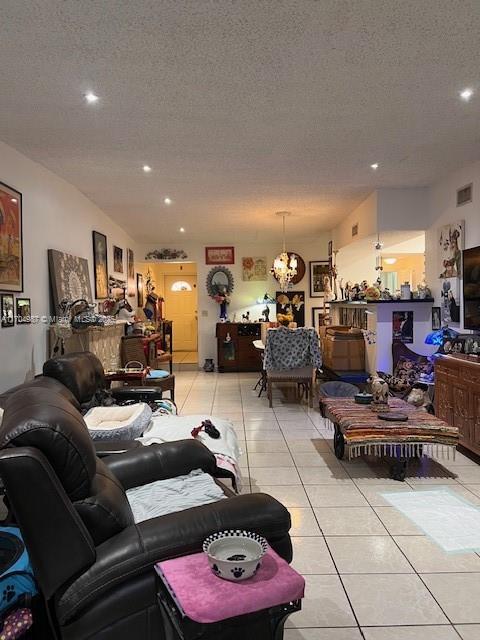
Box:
242;311;250;322
369;375;390;413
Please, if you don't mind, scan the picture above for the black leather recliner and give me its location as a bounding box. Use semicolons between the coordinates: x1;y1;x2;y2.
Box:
0;384;292;638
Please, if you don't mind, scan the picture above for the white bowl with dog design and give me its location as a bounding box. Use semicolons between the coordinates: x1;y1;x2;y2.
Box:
203;530;267;581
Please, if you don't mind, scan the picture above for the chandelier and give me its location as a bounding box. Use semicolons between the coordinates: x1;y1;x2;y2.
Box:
272;211;297;292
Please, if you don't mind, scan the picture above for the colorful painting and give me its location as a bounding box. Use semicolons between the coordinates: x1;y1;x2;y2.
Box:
127;248;135;297
0;182;23;292
48;250;93;315
309;261;331;298
392;311;414;343
16;297;31;324
205;246;235;265
441;278;460;324
92;231;108;299
137;273;144;307
438;221;463;279
276;290;305;326
113;246;123;273
242;256;267;281
1;294;14;327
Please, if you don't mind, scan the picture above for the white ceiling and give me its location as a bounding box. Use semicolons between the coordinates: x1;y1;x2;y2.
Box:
1;1;480;243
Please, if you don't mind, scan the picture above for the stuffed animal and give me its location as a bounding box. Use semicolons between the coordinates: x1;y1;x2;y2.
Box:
369;375;390;412
406;383;434;414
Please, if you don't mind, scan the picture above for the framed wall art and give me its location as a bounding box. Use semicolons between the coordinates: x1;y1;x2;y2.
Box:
441;278;460;324
242;256;267;281
127;248;135;297
48;249;93;315
113;245;123;273
1;294;14;327
0;181;23;293
137;273;144;307
392;310;414;344
16;297;31;324
92;231;108;299
205;246;235;265
438;220;464;279
276;290;305;326
312;306;330;332
309;261;330;298
431;306;441;331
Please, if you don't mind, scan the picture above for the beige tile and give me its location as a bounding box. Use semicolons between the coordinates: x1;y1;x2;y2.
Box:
373;507;424;535
327;536;413;574
455;625;480;639
288;507;322;536
315;507;388;536
248;452;294;467
394;536;480;573
245;429;286;441
357;484;413;507
292;452;344;468
285;629;362;639
246;439;289;452
342;574;448;626
462;485;480;498
421;574;480;623
243;417;280;429
282;429;321;440
253;484;310;507
249;467;301;485
285;575;356;628
298;467;353;485
306;485;369;508
451;467;480;484
287;439;332;453
362;627;459;640
291;537;337;574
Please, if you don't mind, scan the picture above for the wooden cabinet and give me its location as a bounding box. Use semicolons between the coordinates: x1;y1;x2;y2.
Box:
435;355;480;456
216;322;262;372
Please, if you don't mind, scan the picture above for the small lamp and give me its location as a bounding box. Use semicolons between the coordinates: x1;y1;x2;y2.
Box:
424;326;458;346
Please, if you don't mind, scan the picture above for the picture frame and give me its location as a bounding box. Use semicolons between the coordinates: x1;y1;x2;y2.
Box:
113;245;123;273
242;256;267;281
312;305;330;332
0;181;23;293
431;306;441;331
16;297;31;324
1;294;14;327
309;260;330;298
328;240;333;258
92;231;108;299
205;246;235;265
127;248;135;297
392;310;414;344
137;273;144;307
438;220;464;279
48;250;93;315
276;290;305;326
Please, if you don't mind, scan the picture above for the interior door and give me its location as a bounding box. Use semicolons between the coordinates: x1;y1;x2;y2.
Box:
164;275;198;351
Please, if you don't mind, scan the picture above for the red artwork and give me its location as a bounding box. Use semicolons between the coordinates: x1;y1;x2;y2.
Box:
205;246;235;265
0;182;23;292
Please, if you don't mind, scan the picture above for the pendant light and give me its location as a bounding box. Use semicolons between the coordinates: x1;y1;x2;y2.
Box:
272;211;298;292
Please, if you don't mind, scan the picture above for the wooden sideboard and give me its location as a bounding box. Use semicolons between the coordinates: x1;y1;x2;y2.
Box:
216;322;262;372
435;354;480;456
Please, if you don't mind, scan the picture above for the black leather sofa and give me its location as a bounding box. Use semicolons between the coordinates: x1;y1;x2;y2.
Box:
0;357;292;639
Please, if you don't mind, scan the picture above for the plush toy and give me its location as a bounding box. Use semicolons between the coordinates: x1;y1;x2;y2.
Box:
369;375;390;412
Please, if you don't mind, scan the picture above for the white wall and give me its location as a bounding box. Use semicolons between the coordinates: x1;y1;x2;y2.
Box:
426;160;480;331
332;192;377;250
0;141;138;391
139;236;330;366
377;187;428;232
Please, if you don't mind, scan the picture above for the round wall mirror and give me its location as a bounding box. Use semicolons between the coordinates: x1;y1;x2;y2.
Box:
206;266;235;297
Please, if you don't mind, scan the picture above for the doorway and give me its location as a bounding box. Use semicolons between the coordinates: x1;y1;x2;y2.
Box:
164;272;198;365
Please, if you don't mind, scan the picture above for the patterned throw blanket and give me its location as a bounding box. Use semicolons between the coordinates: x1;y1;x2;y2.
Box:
264;327;322;371
321;398;459;459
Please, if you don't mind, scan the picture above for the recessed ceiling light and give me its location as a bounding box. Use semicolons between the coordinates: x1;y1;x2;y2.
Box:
179;227;185;233
460;88;474;102
384;257;397;265
10;198;17;203
143;165;152;173
370;163;379;170
164;197;172;205
85;92;99;104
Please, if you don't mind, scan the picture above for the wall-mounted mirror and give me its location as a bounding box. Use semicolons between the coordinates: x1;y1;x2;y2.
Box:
206;266;235;297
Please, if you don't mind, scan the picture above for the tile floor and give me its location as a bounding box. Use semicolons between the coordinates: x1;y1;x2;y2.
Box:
175;370;480;640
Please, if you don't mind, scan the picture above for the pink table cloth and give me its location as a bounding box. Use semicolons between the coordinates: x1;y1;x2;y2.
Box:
155;547;305;624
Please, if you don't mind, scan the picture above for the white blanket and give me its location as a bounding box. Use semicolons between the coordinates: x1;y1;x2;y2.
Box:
126;469;226;523
138;414;240;463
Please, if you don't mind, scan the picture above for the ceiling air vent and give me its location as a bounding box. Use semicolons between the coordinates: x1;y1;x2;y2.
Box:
457;183;472;207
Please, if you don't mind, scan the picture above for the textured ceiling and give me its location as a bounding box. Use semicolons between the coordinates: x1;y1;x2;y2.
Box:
1;1;480;243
